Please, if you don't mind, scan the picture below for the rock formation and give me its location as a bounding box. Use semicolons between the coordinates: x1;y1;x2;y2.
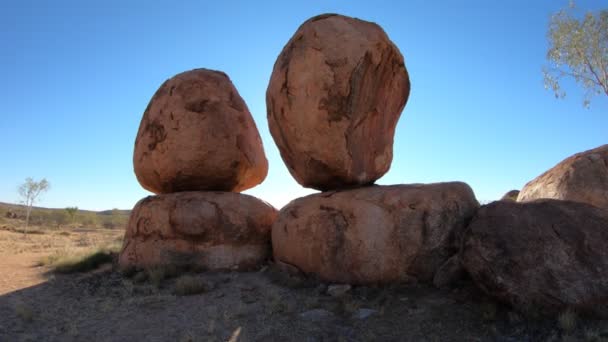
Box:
266;14;410;191
134;68;268;194
121;68;273;271
272;183;478;284
461;200;608;315
119;192;277;270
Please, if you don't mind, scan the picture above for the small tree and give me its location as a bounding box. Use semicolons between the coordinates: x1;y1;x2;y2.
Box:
18;177;50;233
65;206;78;224
543;3;608;107
543;2;608;107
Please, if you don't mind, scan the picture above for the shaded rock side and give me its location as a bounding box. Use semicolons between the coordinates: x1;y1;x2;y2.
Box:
266;13;410;191
119;191;278;271
461;200;608;315
134;68;268;194
272;182;479;284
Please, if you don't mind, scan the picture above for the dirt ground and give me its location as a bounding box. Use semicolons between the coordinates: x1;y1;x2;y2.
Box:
1;227;608;342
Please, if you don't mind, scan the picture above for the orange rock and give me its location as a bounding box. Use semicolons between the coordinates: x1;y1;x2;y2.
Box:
266;14;410;191
118;192;277;270
134;69;268;194
272;182;478;284
518;144;608;208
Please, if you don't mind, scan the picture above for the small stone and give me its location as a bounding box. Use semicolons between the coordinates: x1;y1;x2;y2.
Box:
352;308;377;320
327;284;352;298
299;309;335;322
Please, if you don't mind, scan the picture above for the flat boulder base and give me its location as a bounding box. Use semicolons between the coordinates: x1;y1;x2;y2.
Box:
518;144;608;208
134;68;268;194
118;192;278;271
266;14;410;191
461;200;608;315
272;182;479;284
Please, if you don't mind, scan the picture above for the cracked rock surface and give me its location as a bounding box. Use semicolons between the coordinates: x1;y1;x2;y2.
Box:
134;68;268;194
118;191;277;270
271;182;478;284
266;14;410;191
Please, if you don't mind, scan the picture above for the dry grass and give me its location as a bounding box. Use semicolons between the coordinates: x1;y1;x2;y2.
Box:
558;308;577;333
14;302;34;322
174;275;208;296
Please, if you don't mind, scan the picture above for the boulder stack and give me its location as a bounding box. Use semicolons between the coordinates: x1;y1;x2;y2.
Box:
120;69;276;271
267;14;479;284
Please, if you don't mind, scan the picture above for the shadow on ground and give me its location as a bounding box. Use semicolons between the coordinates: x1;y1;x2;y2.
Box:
0;265;606;342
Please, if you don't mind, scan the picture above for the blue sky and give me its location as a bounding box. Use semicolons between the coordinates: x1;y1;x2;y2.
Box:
1;0;606;210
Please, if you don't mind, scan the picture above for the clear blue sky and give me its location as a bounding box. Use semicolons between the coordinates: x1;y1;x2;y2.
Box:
1;0;606;210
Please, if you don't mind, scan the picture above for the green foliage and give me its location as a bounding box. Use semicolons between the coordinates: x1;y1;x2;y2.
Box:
543;3;608;107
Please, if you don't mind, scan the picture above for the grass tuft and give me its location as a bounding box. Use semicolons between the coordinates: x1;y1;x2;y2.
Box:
174;275;208;296
558;308;577;333
14;303;33;322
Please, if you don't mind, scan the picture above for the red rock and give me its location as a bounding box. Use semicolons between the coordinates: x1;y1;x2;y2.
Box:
518;144;608;208
272;182;478;284
461;200;608;315
118;192;277;271
266;14;410;191
134;69;268;194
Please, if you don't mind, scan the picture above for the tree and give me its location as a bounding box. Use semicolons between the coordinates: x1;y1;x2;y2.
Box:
18;177;50;233
543;3;608;107
65;206;78;224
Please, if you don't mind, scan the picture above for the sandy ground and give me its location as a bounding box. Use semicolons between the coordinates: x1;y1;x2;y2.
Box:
0;227;608;341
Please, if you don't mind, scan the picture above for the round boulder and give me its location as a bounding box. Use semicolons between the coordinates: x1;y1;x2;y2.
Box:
272;182;479;284
518;144;608;208
118;192;277;271
266;14;410;191
461;200;608;315
134;68;268;194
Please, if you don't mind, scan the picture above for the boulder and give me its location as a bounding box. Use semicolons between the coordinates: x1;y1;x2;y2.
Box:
272;182;479;284
500;190;519;202
266;14;410;191
461;200;608;315
118;192;277;271
518;144;608;208
134;68;268;194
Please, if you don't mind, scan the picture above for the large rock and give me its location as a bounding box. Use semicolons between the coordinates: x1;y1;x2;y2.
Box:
134;68;268;194
272;182;478;284
118;192;277;270
266;14;410;191
518;144;608;208
461;200;608;315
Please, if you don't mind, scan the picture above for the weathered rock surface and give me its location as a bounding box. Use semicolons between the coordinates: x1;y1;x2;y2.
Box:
118;192;277;270
461;200;608;315
272;182;479;284
134;68;268;194
518;144;608;208
266;14;410;191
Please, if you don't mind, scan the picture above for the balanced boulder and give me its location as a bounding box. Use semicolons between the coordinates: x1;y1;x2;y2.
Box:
518;144;608;208
272;182;478;284
461;200;608;315
119;192;277;270
266;14;410;191
134;68;268;194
